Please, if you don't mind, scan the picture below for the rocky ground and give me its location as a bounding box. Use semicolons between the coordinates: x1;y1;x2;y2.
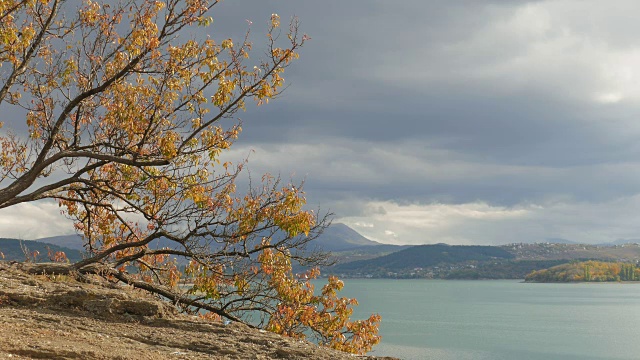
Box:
0;262;396;360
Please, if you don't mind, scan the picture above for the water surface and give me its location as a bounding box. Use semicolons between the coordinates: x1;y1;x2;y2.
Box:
326;279;640;360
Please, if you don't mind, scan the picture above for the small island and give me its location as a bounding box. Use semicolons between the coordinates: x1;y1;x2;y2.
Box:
525;261;640;282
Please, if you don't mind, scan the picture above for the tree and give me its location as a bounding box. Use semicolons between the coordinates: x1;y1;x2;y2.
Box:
0;0;380;354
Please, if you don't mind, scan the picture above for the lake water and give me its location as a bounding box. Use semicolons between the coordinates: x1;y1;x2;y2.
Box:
327;279;640;360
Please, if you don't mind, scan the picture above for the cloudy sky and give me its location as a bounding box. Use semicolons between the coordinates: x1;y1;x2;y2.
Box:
6;0;640;245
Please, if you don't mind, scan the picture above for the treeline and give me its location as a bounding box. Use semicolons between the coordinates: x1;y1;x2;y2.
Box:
525;261;640;282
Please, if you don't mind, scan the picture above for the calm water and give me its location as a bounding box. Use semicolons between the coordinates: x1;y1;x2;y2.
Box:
326;279;640;360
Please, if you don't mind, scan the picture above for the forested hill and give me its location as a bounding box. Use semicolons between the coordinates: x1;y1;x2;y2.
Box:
333;244;514;272
327;242;640;279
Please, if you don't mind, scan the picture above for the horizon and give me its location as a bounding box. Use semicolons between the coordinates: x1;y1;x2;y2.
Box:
12;222;640;248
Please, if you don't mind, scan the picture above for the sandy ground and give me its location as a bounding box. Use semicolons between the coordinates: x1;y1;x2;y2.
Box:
0;262;397;360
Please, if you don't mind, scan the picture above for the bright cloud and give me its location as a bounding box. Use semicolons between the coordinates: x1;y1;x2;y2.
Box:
360;1;640;106
340;201;531;245
338;196;640;246
0;201;75;239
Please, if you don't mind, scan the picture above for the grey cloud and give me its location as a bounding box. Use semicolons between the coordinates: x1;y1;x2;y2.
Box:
223;137;640;212
231;1;640;174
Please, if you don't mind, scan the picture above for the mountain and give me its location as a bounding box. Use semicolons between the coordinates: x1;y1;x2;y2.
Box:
36;234;84;250
599;239;640;246
542;238;577;245
327;244;410;267
310;223;382;251
34;223;380;253
37;234;179;251
334;244;409;255
333;244;514;273
0;238;83;262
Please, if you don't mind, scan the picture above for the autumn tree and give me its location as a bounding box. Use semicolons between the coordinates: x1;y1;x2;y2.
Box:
0;0;380;354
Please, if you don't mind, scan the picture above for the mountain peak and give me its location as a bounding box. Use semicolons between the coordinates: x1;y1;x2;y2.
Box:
311;223;381;251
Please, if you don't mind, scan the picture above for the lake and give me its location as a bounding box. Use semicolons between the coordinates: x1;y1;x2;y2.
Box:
327;279;640;360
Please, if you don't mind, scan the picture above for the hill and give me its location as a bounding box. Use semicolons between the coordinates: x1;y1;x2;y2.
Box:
444;259;572;280
0;238;83;262
325;242;640;279
598;239;640;246
327;244;410;268
34;223;381;255
332;244;514;275
35;234;84;250
501;242;640;261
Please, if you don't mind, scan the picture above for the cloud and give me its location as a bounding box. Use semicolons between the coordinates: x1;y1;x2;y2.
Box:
337;196;640;246
222;139;640;209
229;0;640;180
358;1;640;106
0;201;75;239
339;201;530;245
353;222;374;228
384;230;398;239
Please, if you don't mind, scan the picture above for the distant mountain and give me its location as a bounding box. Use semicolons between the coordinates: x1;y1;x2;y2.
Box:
542;238;577;245
599;239;640;246
36;234;84;250
333;244;514;273
34;223;380;254
0;238;83;262
327;244;410;267
38;234;181;251
334;243;409;255
505;238;579;245
310;223;382;252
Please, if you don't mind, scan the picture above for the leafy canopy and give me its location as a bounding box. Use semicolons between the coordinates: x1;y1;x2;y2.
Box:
0;0;380;354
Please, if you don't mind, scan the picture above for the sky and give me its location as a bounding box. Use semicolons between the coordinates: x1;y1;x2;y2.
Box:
5;1;640;245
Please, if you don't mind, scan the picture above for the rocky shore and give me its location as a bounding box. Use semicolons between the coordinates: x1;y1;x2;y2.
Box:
0;262;397;360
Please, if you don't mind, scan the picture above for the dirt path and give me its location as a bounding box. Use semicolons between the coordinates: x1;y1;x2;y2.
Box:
0;262;397;360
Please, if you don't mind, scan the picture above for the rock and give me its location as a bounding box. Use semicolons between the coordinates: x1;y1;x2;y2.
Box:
0;261;397;360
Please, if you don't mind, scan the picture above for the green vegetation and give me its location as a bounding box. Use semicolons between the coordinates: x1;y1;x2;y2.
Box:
525;261;640;282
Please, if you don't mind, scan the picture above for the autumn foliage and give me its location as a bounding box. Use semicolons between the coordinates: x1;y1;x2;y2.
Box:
525;260;640;282
0;0;379;354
